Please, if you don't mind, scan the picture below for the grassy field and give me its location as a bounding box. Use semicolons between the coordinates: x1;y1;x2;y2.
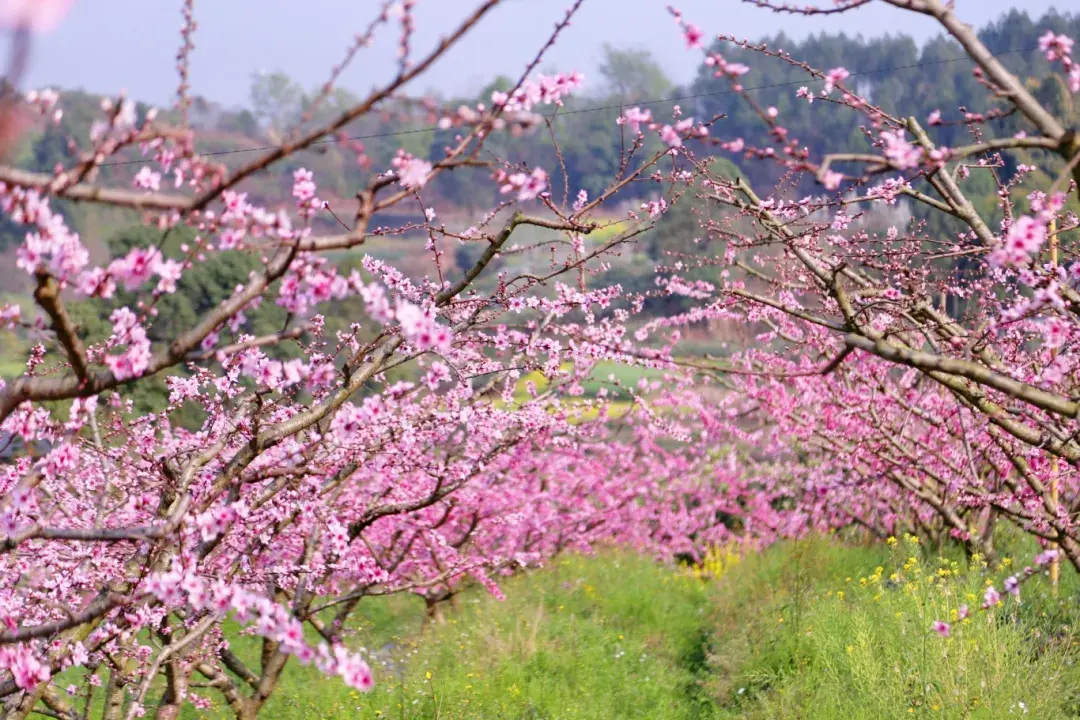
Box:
239;552;715;720
168;531;1080;719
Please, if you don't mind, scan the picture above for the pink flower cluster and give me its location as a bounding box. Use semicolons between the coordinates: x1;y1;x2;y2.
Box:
704;53;751;80
618;108;707;149
821;170;844;191
25;88;63;124
236;348;310;392
395;298;453;353
879;130;921;170
89;97;138;145
989;192;1065;268
103;307;151;381
0;646;50;691
618;107;654;134
822;67;850;95
291;167;323;218
76;246;184;298
133;166;161;192
145;563;374;691
991;216;1047;268
642;198;668;218
660;117;703;148
391;150;433;190
0;303;19;329
496;167;548;201
490;72;584;114
358;281;452;353
194;501;248;542
7;187;89;283
277;256;354;314
1039;31;1080;92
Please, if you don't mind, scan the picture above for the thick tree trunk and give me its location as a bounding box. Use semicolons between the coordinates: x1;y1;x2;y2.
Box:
7;683;48;720
422;591;456;630
237;642;289;719
155;660;192;720
103;649;136;720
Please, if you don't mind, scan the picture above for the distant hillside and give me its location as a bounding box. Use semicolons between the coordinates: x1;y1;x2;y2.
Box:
1;5;1076;296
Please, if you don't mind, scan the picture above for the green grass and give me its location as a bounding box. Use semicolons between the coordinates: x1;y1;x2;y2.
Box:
84;535;1080;719
258;552;717;719
706;534;1080;719
516;360;665;400
0;294;32;378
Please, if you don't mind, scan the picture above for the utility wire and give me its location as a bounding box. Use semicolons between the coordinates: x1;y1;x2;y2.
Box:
99;44;1039;168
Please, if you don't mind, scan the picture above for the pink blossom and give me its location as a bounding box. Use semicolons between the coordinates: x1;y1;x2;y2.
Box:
1034;549;1059;566
4;7;1077;715
0;0;72;33
516;168;547;201
10;189;89;282
425;361;452;390
499;72;583;113
70;642;88;667
822;170;843;191
338;653;375;691
154;258;183;294
683;23;704;49
134;167;161;192
10;650;50;690
0;303;20;329
398;158;432;189
109;247;160;291
642;198;668;218
1007;217;1046;255
0;512;22;538
573;189;588;212
76;267;115;298
394;299;453;353
292;168;317;203
282;358;307;386
499;167;548;201
991;215;1047;269
361;282;393;324
1044;318;1069;349
880;130;921;170
619;107;653;135
103;308;151;381
1039;31;1075;62
705;53;749;79
659;125;682;148
823;67;850;95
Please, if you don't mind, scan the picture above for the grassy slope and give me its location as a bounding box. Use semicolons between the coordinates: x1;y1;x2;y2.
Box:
258;553;715;720
178;533;1080;719
706;534;1080;718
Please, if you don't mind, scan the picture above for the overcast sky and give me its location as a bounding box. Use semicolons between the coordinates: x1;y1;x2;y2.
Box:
10;0;1069;110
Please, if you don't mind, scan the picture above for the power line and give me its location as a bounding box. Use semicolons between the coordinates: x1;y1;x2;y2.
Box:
99;44;1038;169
